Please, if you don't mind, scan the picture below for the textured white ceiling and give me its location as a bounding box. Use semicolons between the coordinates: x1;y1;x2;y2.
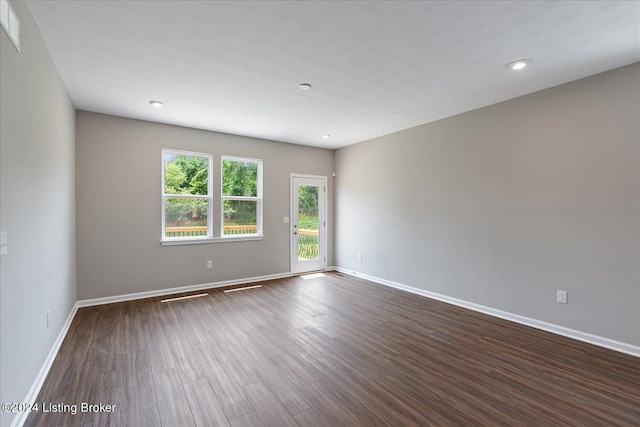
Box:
26;1;640;149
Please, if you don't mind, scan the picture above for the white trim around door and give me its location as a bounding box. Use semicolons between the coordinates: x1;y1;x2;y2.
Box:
290;174;327;274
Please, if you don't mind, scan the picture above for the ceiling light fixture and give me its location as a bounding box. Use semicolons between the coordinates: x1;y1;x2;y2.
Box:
322;134;330;139
149;100;164;108
507;59;531;70
298;83;312;91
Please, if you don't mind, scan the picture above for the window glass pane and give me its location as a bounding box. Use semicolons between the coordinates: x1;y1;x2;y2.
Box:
165;198;208;237
164;153;209;195
222;159;258;197
223;200;257;235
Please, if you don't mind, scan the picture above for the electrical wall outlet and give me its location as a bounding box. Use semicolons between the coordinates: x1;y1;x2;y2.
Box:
557;290;568;304
207;260;213;269
46;310;51;327
357;253;363;261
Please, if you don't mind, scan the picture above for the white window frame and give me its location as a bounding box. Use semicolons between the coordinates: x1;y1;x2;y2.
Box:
221;156;263;239
161;149;213;243
0;0;21;52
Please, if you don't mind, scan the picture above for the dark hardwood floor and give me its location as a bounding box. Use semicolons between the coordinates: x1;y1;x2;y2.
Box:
26;272;640;426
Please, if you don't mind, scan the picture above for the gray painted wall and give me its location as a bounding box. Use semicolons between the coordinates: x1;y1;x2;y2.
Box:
335;64;640;346
76;111;334;300
0;1;77;425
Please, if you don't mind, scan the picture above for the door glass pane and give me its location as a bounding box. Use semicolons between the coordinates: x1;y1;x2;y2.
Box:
298;185;319;260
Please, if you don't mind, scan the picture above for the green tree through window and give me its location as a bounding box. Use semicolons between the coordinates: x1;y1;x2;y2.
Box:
222;157;262;235
165;155;208;195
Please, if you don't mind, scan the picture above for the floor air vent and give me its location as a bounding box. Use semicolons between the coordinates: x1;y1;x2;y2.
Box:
224;284;262;293
161;293;208;303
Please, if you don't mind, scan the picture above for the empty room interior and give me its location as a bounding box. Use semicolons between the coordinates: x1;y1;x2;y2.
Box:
1;1;639;426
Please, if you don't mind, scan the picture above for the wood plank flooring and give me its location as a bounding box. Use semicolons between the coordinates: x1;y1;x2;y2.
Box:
26;272;640;426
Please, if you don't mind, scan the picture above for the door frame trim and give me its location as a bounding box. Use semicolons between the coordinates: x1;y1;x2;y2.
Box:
290;173;328;274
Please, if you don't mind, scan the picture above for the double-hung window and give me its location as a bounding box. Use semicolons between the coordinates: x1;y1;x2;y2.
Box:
222;156;263;237
162;150;262;243
162;150;213;241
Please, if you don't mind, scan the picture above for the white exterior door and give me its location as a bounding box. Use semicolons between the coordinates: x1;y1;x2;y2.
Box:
291;175;327;274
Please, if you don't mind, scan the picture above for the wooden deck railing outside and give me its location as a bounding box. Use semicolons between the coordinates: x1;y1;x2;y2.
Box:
165;225;257;237
165;226;320;259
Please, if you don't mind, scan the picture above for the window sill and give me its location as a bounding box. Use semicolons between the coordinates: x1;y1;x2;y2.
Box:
160;235;264;246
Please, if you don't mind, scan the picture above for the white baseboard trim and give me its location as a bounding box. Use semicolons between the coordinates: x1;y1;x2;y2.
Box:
77;271;293;307
332;267;640;358
12;302;79;427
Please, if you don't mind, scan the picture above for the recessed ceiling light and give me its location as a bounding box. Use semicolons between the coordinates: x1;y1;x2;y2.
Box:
299;83;312;91
507;59;531;70
322;134;330;139
149;100;164;108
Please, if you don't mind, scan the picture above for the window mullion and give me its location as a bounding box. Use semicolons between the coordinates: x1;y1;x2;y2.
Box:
164;194;210;199
221;196;259;201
